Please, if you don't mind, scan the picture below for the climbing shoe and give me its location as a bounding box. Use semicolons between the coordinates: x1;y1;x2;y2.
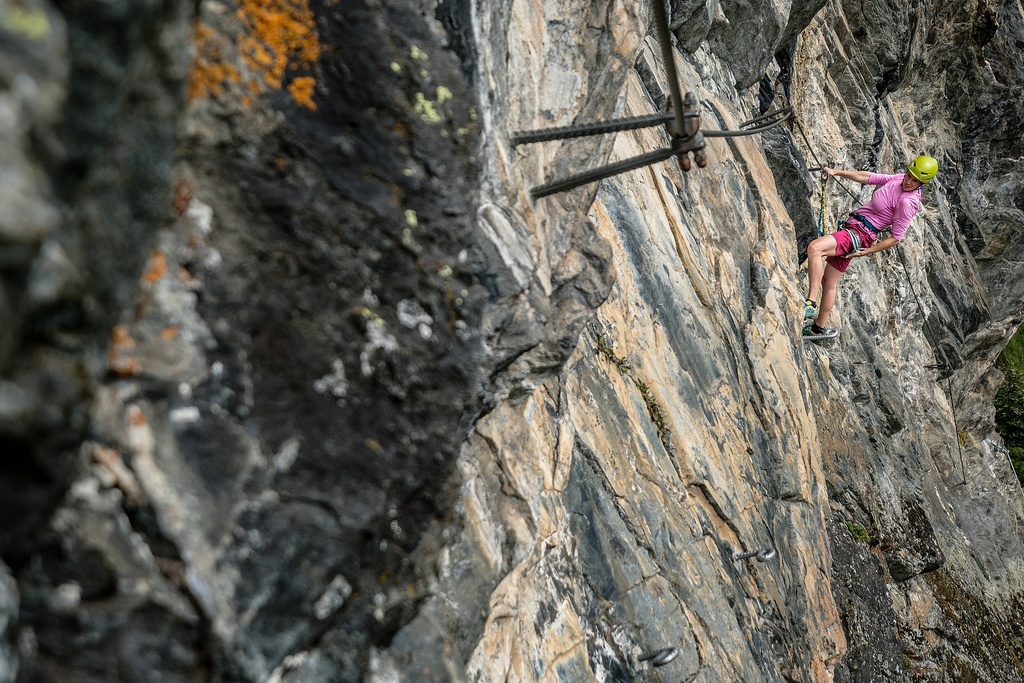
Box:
803;299;818;320
802;323;838;341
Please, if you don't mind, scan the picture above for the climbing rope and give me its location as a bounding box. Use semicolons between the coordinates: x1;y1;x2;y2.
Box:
893;246;970;486
815;170;828;237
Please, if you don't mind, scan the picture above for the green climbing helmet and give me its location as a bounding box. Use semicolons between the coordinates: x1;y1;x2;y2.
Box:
907;155;938;183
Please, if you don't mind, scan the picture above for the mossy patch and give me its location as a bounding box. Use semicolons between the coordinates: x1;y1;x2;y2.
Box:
593;328;671;452
994;328;1024;485
844;520;870;543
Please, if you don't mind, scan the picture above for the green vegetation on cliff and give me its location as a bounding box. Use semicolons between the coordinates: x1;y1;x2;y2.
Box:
994;329;1024;485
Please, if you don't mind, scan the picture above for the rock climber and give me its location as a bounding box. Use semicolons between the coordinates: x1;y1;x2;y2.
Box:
802;155;939;339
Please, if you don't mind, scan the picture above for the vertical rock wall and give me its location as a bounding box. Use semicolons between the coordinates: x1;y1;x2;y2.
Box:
1;0;1023;681
393;0;1024;680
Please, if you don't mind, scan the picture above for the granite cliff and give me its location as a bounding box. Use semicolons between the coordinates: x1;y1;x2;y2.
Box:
1;0;1023;681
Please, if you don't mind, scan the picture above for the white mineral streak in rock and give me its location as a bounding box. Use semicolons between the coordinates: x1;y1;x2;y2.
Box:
273;437;301;473
313;358;348;398
51;582;81;612
126;403;237;642
169;406;201;423
313;575;353;620
366;647;401;683
360;322;399;377
185;197;214;235
361;287;380;307
395;299;433;340
476;203;533;290
203;247;222;270
263;652;310;683
26;240;79;306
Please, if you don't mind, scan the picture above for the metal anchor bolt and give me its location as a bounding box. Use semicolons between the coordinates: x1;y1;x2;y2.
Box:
734;548;776;562
638;647;679;667
510;0;792;198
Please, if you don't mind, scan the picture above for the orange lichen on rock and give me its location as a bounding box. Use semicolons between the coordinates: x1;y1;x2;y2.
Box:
287;76;317;110
110;325;135;350
172;177;194;216
188;0;321;110
108;325;141;377
188;21;242;102
142;251;168;284
127;405;148;427
238;0;320;85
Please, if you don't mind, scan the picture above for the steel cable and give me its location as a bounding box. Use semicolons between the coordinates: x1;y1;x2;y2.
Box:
894;246;969;485
703;110;792;138
513;108;792;148
652;0;685;137
740;107;791;129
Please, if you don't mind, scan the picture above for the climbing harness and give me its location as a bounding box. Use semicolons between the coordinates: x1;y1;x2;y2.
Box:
511;0;793;199
849;212;881;236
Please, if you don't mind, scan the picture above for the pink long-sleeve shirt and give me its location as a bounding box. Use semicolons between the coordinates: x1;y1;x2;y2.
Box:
851;173;922;241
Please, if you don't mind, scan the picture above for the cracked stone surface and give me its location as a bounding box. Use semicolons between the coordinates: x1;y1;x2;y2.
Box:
1;0;1023;681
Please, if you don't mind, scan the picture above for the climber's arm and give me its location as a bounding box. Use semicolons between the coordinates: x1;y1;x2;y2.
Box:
852;236;899;257
822;167;871;184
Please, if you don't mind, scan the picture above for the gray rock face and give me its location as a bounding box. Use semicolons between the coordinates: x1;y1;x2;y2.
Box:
2;0;1024;682
0;563;16;683
0;0;191;563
